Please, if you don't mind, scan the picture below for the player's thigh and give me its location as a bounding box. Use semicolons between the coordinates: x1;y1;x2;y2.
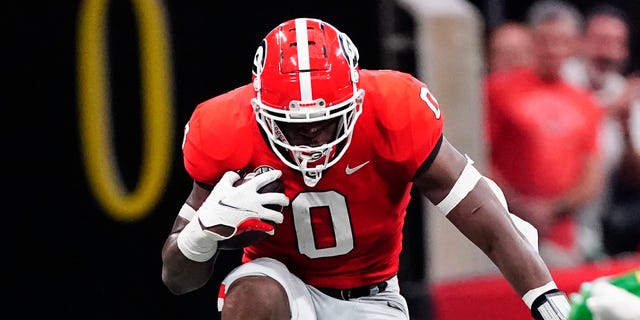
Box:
219;257;317;320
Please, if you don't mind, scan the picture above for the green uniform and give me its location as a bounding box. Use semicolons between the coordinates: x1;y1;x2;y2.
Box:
567;269;640;320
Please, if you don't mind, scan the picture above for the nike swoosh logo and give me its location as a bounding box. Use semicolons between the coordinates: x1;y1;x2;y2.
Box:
218;201;253;213
345;161;370;175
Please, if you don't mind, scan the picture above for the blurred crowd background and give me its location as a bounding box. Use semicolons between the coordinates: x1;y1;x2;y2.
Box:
5;0;638;319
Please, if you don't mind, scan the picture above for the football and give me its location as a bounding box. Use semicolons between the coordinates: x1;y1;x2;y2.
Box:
217;166;284;250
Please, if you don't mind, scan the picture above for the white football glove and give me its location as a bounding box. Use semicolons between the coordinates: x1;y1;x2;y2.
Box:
177;170;289;262
587;281;640;320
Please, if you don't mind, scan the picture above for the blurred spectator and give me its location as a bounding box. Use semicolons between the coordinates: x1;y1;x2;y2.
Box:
484;0;605;267
487;22;535;73
561;4;640;258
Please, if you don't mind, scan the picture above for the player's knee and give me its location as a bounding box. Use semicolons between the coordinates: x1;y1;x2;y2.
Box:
223;276;290;318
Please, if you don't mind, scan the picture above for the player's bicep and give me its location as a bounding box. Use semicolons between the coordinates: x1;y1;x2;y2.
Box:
413;137;465;203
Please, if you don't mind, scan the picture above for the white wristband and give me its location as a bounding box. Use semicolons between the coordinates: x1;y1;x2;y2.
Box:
176;216;219;262
523;281;558;309
178;203;197;220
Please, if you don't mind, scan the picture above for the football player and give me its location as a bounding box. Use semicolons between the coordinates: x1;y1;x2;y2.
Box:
162;18;569;320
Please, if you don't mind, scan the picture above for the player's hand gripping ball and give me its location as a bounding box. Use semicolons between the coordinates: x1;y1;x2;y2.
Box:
217;166;285;250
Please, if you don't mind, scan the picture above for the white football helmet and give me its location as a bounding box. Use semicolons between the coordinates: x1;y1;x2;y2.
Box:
251;18;365;187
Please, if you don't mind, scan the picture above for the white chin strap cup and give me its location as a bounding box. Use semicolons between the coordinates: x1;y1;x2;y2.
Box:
300;158;322;187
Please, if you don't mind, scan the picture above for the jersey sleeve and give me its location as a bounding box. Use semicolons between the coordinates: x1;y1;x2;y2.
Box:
182;103;223;184
181;88;255;184
366;71;445;181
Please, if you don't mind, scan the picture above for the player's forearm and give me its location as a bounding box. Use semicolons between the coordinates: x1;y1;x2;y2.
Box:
451;201;553;296
485;227;554;296
449;191;571;319
161;234;217;295
446;179;555;295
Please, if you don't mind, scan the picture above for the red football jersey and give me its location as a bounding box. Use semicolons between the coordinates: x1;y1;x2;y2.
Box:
182;69;444;288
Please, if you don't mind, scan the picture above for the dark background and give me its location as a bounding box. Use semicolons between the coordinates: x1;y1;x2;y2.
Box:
5;1;638;319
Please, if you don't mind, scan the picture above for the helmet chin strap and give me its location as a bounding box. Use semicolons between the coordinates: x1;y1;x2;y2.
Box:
296;151;327;187
301;159;323;187
274;115;334;188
